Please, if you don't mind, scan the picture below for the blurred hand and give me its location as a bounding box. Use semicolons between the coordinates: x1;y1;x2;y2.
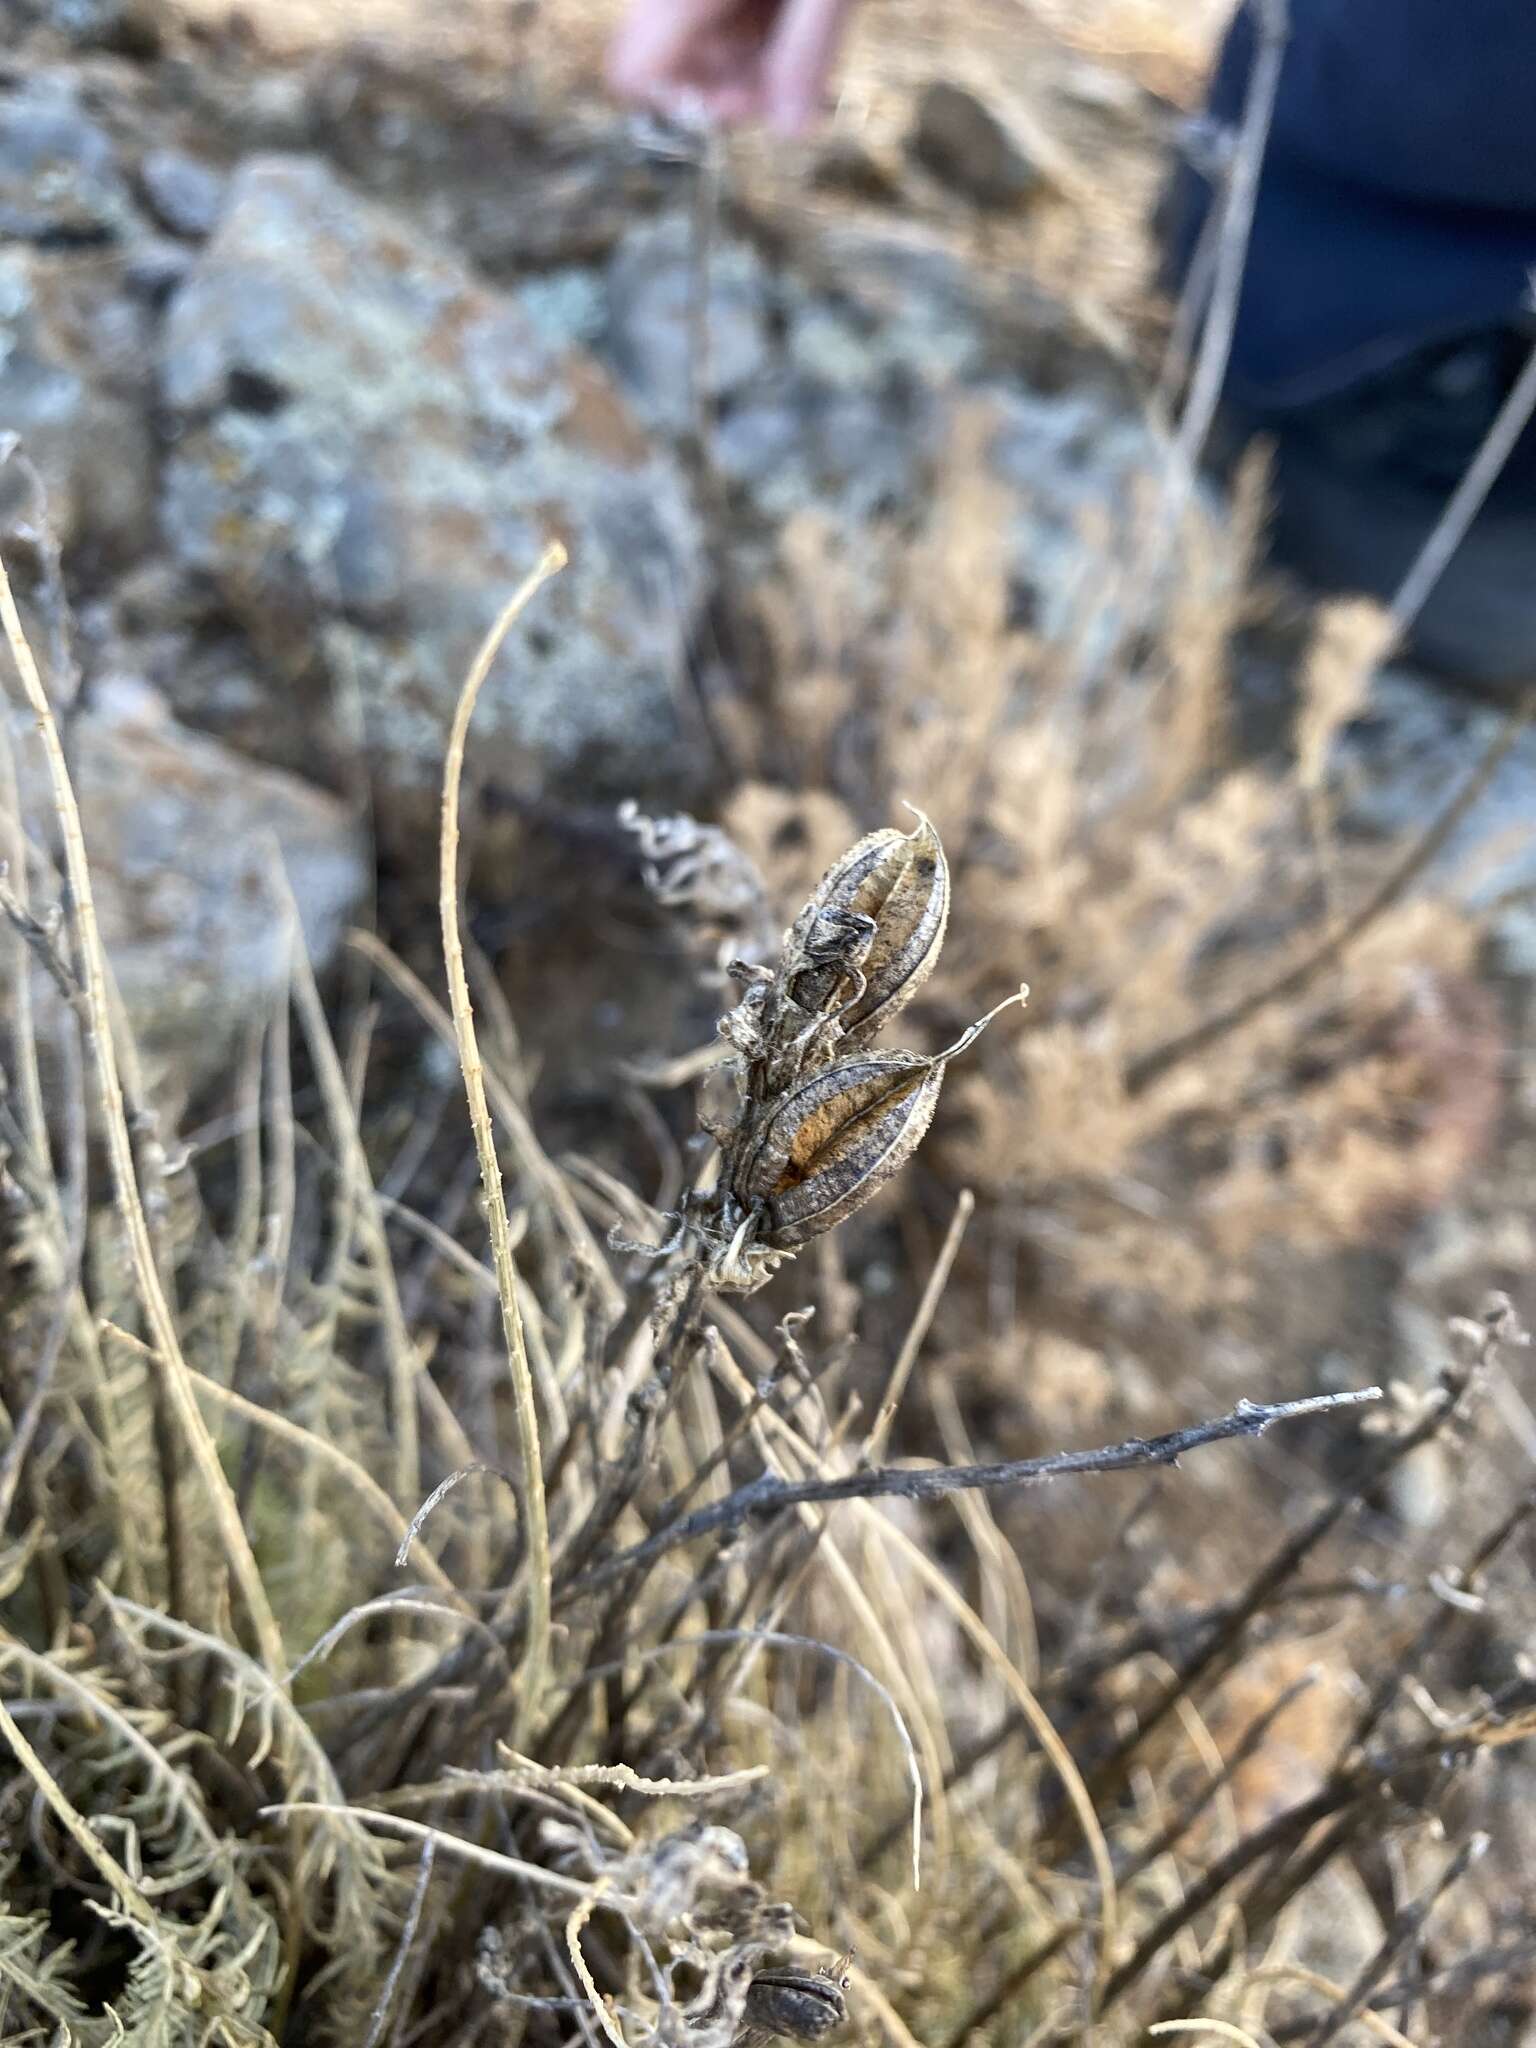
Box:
607;0;859;134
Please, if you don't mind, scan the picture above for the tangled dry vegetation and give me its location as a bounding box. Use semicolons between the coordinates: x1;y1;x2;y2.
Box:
2;394;1536;2048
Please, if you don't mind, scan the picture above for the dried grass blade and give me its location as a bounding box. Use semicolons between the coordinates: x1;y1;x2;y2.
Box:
439;542;566;1747
0;540;285;1677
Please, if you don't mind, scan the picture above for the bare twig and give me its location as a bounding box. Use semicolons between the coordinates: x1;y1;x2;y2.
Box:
562;1388;1381;1601
1130;330;1536;1097
1303;1834;1487;2048
1168;0;1288;484
1390;338;1536;640
362;1837;436;2048
1127;687;1533;1093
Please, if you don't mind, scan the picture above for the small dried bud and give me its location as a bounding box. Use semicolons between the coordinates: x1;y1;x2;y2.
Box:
739;1961;850;2042
733;1052;945;1248
793;811;949;1042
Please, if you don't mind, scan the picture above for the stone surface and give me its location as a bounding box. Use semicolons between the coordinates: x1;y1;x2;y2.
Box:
156;155;703;822
0;245;157;563
905;81;1040;210
1334;666;1536;973
602;211;774;434
0;70;138;242
7;675;367;1080
138;146;227;238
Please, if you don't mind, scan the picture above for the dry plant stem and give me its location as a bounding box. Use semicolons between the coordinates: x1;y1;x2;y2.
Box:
0;1694;152;1927
283;879;422;1507
1173;0;1287;477
1303;1835;1485;2048
862;1187;973;1464
1118;0;1286;650
362;1837;436;2048
1149;2025;1263;2048
0;541;286;1676
1390;337;1536;639
0;993;84;1532
562;1389;1381;1602
937;1675;1318;2045
261;1802;599;1901
1128;687;1534;1093
567;1877;625;2048
440;540;566;1749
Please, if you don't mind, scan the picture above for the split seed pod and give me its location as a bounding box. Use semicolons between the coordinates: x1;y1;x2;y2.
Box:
734;1051;945;1248
740;1961;850;2041
795;811;949;1042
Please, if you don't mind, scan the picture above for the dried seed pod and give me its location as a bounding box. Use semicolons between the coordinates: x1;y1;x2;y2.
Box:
794;811;949;1042
733;1052;945;1248
739;1961;850;2042
784;904;878;1019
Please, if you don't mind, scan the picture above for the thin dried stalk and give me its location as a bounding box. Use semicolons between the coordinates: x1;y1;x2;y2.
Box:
0;1695;152;1927
282;874;422;1507
439;542;566;1748
98;1320;462;1605
862;1188;973;1463
0;540;285;1676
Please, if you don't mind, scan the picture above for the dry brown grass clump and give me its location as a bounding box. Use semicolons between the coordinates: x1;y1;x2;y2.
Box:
717;410;1508;1395
2;440;1535;2048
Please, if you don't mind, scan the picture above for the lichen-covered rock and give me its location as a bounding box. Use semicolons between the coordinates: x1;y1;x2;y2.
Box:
157;155;703;826
8;674;367;1084
603;212;774;433
0;245;157;564
0;70;138;242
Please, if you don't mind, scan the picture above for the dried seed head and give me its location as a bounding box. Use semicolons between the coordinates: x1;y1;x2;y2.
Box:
733;1052;945;1248
739;1960;850;2042
794;810;949;1042
785;904;879;1019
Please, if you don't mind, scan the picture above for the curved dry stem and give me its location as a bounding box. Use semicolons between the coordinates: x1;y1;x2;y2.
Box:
439;542;566;1748
0;541;285;1677
567;1876;628;2048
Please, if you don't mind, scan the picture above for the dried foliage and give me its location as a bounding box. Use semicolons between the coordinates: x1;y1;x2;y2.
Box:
2;384;1535;2048
723;407;1507;1383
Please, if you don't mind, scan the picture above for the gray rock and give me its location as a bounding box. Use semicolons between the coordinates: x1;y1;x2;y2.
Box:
714;374;927;524
986;382;1173;651
1333;667;1536;972
139;148;227;239
9;676;367;1083
9;0;161;56
603;211;775;433
0;71;137;242
905;81;1040;211
0;246;157;563
156;156;703;832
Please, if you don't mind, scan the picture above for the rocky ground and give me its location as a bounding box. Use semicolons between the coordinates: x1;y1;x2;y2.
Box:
4;0;1536;1436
